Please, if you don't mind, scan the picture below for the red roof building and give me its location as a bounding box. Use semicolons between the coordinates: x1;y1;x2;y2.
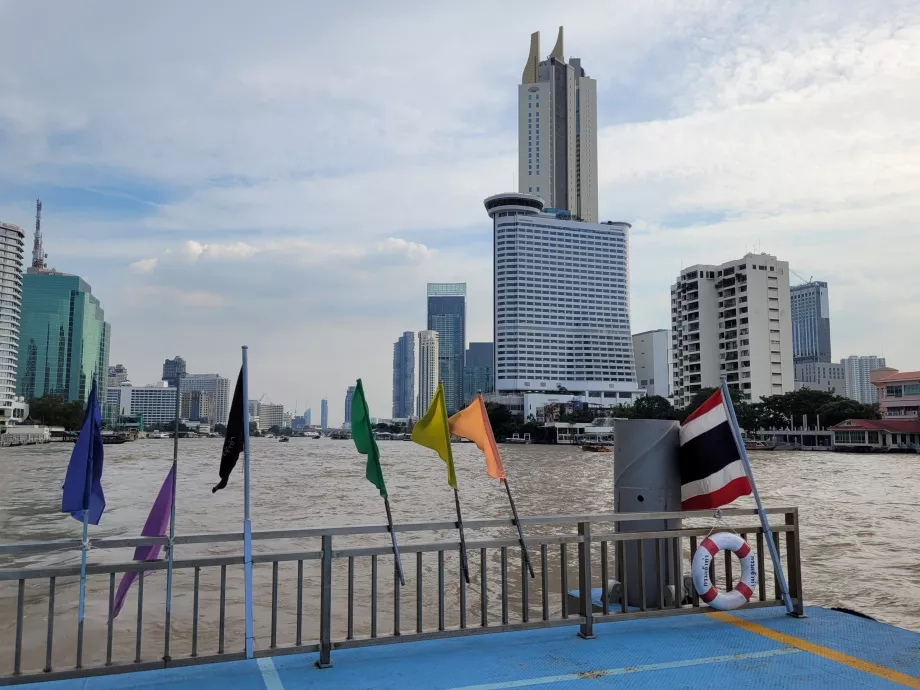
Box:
829;418;920;452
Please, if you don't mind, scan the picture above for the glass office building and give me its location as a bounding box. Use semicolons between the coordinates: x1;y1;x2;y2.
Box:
427;283;466;414
17;270;110;404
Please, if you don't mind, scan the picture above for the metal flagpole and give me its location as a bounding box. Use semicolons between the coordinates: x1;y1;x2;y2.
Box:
720;377;795;614
163;375;181;660
242;346;255;658
76;507;88;667
453;489;471;584
383;497;405;586
504;480;534;579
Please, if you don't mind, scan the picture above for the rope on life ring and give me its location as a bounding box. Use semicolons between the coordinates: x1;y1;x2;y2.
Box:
691;532;758;611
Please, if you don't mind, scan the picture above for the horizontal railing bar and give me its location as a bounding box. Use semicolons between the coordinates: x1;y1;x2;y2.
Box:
253;643;321;658
592;599;785;623
251;551;321;564
332;534;584;560
592;525;794;542
0;555;245;582
0;508;798;554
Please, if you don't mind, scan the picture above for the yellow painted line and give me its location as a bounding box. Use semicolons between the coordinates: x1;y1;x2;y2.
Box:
708;611;920;689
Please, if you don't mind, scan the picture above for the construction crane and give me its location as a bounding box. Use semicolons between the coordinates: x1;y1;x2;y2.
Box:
790;268;813;286
31;199;46;270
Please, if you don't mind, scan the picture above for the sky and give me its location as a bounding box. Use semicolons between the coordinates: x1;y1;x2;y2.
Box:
1;0;918;425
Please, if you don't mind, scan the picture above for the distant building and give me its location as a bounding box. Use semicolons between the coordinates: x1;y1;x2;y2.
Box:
181;374;230;425
518;27;598;222
428;284;466;414
830;419;920;451
304;408;311;426
417;330;439;416
485;194;643;405
871;369;920;420
791;281;832;364
282;411;293;428
119;382;177;428
320;399;328;430
180;390;214;423
794;362;846;395
0;221;25;429
392;331;415;419
291;416;305;430
463;342;494;404
162;356;187;388
841;355;887;404
671;253;793;407
344;386;356;426
107;363;129;388
17;269;110;405
258;403;284;431
632;330;670;399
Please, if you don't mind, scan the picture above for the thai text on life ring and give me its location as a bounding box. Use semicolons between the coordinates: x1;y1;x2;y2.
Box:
691;532;758;611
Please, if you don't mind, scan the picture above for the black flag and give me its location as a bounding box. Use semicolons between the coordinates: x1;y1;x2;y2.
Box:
213;367;245;493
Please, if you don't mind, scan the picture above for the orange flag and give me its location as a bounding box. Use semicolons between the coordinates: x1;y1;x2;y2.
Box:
448;394;506;482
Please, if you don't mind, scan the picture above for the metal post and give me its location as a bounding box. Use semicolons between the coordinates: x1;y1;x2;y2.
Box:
384;497;405;586
453;488;471;584
316;534;333;668
242;346;255;658
504;480;534;579
577;522;594;639
720;378;794;614
76;508;88;668
164;377;180;661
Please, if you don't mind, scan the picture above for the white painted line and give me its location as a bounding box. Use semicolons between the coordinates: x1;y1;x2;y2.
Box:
447;647;800;690
257;657;285;690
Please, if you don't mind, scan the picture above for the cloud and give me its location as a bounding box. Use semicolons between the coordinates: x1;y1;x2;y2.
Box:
128;257;157;273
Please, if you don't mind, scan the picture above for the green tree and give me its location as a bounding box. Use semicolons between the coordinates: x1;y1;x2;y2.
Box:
249;421;261;437
28;394;85;429
485;403;516;440
214;423;227;435
631;395;677;420
816;399;880;428
678;387;743;422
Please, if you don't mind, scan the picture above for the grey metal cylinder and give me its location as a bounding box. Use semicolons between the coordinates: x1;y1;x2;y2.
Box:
614;419;681;609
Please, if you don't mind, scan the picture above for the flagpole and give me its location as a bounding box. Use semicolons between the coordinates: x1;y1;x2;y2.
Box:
503;480;535;579
720;377;795;614
453;489;471;584
76;507;88;667
163;375;181;660
383;497;405;586
242;346;255;658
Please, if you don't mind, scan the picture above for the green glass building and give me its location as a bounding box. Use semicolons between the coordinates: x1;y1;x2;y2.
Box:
17;270;111;404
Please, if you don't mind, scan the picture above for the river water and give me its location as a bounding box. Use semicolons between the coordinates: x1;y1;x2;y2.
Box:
1;438;918;673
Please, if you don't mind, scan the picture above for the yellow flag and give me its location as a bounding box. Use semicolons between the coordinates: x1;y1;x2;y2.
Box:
449;395;505;482
411;383;457;489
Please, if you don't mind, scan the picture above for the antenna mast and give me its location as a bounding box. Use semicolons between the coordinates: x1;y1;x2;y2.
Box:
31;199;45;270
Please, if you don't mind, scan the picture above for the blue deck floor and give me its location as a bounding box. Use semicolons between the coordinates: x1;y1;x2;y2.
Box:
25;607;920;689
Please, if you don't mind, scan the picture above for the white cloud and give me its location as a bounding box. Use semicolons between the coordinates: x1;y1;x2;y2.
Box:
128;257;157;273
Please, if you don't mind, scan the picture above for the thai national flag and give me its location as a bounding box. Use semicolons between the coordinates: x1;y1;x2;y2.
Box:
679;389;751;510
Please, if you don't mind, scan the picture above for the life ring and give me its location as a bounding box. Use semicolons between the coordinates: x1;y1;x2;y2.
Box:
691;532;757;611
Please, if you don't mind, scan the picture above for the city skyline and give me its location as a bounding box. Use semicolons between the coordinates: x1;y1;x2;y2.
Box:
1;4;917;422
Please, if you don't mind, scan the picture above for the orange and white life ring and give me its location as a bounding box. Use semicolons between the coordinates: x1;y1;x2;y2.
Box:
691;532;758;611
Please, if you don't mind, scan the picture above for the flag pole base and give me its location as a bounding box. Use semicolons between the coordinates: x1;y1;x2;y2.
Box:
314;660;334;670
577;631;596;640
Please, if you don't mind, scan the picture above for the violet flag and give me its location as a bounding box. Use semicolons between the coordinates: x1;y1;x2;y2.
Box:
61;379;105;524
113;465;175;617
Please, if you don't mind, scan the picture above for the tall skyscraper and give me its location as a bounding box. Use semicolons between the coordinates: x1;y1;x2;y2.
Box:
427;283;465;414
463;342;494;404
344;385;356;426
304;408;311;426
181;374;230;425
258;403;284;431
162;356;187;388
841;355;887;404
417;330;439;417
790;281;831;364
0;221;25;427
519;27;598;222
392;331;415;418
632;330;671;399
485;194;642;402
670;254;794;408
17;270;110;405
320;398;328;430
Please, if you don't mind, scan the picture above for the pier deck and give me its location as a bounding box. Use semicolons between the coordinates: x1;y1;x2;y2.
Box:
22;607;920;689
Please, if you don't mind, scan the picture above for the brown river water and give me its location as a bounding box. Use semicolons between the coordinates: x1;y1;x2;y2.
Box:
1;438;918;675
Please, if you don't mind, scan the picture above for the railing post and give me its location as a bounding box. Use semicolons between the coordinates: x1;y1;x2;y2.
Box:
786;510;806;617
577;522;595;639
315;534;334;668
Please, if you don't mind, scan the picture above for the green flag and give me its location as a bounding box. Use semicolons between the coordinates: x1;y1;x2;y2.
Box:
352;378;386;497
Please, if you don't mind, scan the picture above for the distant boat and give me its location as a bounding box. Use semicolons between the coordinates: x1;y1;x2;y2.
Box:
148;431;169;439
278;437;290;443
744;440;777;451
505;433;531;444
581;443;611;453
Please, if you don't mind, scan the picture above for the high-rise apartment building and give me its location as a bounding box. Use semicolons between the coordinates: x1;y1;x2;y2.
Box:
119;381;177;428
258;403;284;431
484;194;642;403
17;270;110;405
344;385;356;426
392;331;415;419
181;390;214;424
0;221;25;427
427;284;465;414
632;330;671;399
180;374;230;425
320;399;328;430
107;363;129;388
463;342;494;404
162;356;187;388
790;282;831;364
841;355;887;404
519;27;598;222
670;253;794;408
417;330;439;416
304;408;311;426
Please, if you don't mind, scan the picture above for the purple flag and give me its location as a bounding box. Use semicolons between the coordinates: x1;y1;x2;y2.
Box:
113;465;175;618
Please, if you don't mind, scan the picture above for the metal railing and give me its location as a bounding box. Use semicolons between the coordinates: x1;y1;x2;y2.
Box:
0;507;804;685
